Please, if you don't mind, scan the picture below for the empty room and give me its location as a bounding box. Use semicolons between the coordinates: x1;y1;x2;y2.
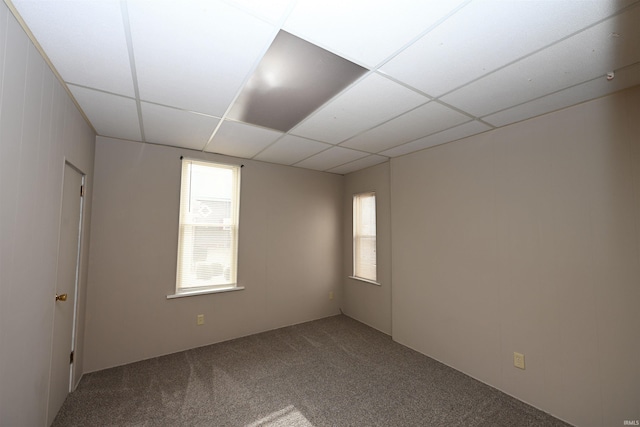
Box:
1;0;639;426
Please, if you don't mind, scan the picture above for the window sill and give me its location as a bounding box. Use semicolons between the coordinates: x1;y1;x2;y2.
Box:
348;276;381;286
167;286;245;299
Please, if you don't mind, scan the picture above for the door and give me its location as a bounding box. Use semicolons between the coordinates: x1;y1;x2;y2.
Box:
47;163;84;425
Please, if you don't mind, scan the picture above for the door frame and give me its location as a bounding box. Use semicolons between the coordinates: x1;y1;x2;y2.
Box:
46;160;86;424
69;163;85;391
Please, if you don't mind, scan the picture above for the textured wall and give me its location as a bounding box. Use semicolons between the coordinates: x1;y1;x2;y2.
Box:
0;3;96;425
343;162;392;335
83;137;343;372
390;86;640;426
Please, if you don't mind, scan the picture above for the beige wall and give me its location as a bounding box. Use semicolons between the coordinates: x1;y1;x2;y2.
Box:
4;0;638;423
83;137;343;372
390;86;640;427
343;162;392;334
0;3;96;425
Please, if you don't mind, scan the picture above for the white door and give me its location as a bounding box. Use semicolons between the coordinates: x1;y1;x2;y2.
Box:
47;163;84;425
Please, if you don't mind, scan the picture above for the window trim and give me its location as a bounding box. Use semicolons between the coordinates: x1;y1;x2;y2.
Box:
352;191;377;283
169;158;242;298
167;285;245;299
348;276;381;286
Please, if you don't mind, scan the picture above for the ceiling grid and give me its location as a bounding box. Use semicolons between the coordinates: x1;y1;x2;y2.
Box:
7;0;640;174
119;0;145;142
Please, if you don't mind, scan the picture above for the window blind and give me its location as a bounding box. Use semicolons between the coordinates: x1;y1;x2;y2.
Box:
353;192;376;282
176;159;240;293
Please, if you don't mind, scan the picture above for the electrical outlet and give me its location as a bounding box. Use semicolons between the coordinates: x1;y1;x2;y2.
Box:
197;314;204;325
329;291;334;300
514;352;525;370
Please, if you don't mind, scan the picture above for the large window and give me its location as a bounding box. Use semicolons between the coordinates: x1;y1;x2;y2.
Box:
353;192;377;282
175;159;240;295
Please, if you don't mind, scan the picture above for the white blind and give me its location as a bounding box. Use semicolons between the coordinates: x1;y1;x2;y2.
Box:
176;159;240;292
353;192;376;281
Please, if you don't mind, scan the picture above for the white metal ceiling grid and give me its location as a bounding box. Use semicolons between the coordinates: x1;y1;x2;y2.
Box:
8;0;640;174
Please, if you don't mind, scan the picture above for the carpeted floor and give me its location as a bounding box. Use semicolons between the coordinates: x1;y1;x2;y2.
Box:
54;315;571;426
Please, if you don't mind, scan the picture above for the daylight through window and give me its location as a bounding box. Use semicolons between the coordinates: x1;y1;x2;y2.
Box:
175;159;240;295
353;192;376;282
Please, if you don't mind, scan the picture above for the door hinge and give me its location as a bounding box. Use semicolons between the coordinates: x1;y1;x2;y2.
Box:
70;351;74;364
80;185;85;197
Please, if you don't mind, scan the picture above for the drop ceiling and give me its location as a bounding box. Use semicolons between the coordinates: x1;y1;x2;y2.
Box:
7;0;640;174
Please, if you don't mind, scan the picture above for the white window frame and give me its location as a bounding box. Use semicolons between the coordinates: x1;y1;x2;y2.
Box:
351;191;378;284
168;158;243;299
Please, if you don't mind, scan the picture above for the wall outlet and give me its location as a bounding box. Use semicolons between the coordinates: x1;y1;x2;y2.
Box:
197;314;204;325
514;352;525;370
329;291;334;300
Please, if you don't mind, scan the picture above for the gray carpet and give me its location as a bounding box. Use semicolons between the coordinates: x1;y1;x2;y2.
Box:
54;315;571;426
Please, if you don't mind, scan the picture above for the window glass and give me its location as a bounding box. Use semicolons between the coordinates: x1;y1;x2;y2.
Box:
353;192;376;282
176;159;240;294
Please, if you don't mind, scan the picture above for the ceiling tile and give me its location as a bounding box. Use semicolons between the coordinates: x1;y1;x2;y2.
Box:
327;155;388;175
12;0;134;96
254;135;330;165
381;0;636;97
441;7;640;117
141;102;220;150
205;120;283;158
340;102;471;153
290;73;428;144
227;30;366;132
225;0;295;25
484;61;640;127
283;0;467;68
381;121;491;157
68;85;141;141
127;0;277;116
10;0;640;176
294;146;368;171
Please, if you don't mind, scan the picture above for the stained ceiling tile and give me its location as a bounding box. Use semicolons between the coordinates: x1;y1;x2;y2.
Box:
381;0;636;97
294;146;368;171
290;73;428;144
205;120;283;159
254;135;330;165
284;0;467;68
141;102;220;150
381;121;492;157
127;0;277;116
68;85;141;141
340;102;471;153
327;155;388;175
441;7;640;117
12;0;134;96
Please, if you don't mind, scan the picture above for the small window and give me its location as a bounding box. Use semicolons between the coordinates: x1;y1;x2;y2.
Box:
175;159;240;295
353;192;376;282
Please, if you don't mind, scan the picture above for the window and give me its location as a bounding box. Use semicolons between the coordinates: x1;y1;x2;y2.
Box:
174;159;241;296
353;192;376;282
